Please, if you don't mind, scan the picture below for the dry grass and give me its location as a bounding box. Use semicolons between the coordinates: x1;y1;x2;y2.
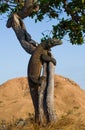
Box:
0;115;85;130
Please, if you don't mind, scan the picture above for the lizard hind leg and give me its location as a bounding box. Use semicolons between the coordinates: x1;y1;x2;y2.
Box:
39;76;46;83
29;75;46;86
29;76;40;85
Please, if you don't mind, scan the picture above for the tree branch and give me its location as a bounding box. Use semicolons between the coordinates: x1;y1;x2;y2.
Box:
17;0;39;19
6;0;39;27
63;1;80;23
7;13;38;54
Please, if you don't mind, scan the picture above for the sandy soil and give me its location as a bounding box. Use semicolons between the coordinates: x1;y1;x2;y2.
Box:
0;75;85;129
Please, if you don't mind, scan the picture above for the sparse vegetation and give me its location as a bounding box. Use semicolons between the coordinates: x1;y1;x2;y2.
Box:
0;114;85;130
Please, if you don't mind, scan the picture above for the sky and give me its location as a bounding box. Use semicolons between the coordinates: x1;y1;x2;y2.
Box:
0;16;85;90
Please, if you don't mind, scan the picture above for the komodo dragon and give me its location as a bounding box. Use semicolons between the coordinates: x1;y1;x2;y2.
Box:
28;38;62;86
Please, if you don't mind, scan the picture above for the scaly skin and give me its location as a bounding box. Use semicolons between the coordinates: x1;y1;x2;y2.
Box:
28;38;62;85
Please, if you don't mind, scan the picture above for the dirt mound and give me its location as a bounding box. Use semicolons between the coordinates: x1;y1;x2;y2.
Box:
0;75;85;128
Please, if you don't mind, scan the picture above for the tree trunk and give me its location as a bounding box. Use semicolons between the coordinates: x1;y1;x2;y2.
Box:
28;80;39;123
46;62;57;122
6;13;57;124
38;63;47;124
39;63;51;124
38;62;57;124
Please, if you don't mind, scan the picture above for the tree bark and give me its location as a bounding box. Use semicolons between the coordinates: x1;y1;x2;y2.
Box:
6;13;37;54
28;80;39;122
38;63;47;124
38;62;57;124
17;0;39;19
46;62;57;122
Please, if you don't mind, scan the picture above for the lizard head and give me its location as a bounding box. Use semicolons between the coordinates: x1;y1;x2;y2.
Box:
41;38;62;49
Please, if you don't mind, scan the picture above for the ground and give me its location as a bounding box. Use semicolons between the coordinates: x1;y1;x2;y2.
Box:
0;75;85;130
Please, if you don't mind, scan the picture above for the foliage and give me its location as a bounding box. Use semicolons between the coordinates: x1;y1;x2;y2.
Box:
0;0;85;44
0;0;24;15
34;0;85;44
